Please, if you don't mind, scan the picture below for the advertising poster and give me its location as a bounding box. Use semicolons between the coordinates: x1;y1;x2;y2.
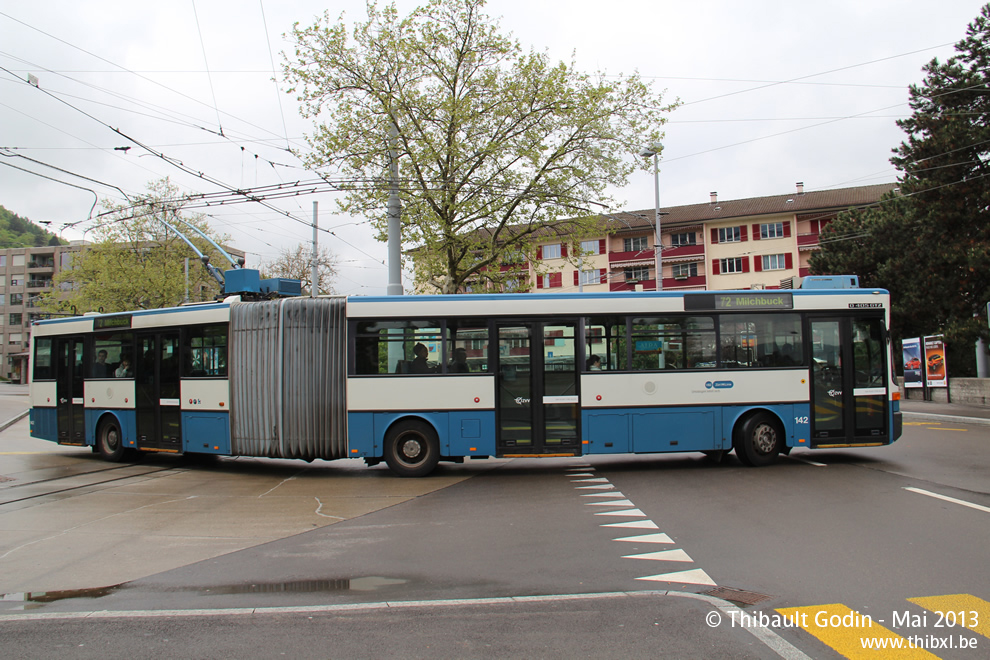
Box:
902;337;923;389
924;335;947;388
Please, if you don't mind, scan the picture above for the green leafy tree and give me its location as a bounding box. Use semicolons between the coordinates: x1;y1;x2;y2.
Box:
39;179;232;314
260;244;339;295
283;0;674;293
811;4;990;374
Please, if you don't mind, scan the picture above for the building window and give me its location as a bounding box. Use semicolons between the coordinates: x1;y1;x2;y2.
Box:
8;332;22;346
0;256;5;267
718;227;741;243
624;236;649;252
12;255;24;268
671;232;696;247
760;222;784;239
580;239;602;255
538;273;563;289
625;267;650;282
720;258;745;274
10;278;23;287
672;263;698;279
9;313;22;326
579;269;602;286
761;254;788;271
9;293;22;306
541;243;562;260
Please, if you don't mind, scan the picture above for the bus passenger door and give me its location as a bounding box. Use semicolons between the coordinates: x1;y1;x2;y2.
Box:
495;322;580;455
55;337;85;445
809;316;889;445
135;331;182;452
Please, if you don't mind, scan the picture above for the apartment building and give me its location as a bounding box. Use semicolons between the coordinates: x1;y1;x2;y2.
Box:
1;242;245;382
525;182;896;294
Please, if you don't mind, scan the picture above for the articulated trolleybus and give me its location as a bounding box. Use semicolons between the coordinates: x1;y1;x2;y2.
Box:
29;274;902;477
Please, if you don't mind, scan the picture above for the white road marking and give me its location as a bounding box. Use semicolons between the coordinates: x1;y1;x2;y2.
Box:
623;549;693;562
612;533;674;544
636;568;716;586
903;486;990;513
600;520;659;529
593;509;646;517
585;499;635;507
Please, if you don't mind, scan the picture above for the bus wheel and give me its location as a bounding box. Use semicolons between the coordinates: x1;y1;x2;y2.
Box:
96;418;126;462
733;412;781;467
384;420;439;478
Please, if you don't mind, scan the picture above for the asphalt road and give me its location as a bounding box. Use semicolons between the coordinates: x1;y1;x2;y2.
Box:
0;411;987;659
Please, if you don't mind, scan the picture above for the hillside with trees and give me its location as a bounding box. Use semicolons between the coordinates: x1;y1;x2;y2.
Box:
0;205;63;247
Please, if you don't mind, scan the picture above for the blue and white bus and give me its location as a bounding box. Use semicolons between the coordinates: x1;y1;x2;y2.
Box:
28;276;902;477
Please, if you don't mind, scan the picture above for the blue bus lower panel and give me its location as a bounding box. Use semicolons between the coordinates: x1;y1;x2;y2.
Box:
583;404;811;455
347;411;497;459
85;409;137;448
181;412;231;455
30;408;58;442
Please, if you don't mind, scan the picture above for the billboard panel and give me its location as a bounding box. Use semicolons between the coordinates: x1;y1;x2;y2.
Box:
902;337;923;389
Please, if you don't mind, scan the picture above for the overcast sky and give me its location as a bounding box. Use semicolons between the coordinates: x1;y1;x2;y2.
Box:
1;1;987;294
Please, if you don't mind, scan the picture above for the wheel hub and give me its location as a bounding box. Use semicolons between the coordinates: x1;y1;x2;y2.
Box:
400;438;423;460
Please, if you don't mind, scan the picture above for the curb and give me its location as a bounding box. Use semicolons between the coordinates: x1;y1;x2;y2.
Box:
902;411;990;427
0;410;29;433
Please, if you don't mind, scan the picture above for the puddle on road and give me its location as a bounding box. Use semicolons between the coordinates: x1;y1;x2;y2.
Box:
1;585;121;610
0;577;409;610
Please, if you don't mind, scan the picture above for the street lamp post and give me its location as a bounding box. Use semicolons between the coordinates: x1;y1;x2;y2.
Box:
640;144;662;291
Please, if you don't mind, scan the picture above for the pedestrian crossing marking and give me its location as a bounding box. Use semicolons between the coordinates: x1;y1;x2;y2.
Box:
575;484;614;490
572;477;609;483
776;603;938;659
908;594;990;639
580;492;626;498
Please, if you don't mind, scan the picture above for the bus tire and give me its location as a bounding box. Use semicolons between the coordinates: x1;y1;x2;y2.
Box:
733;412;781;467
96;417;126;463
384;419;439;478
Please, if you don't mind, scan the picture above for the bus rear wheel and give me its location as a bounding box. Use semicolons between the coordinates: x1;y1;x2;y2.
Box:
96;417;126;462
733;412;782;467
384;420;439;478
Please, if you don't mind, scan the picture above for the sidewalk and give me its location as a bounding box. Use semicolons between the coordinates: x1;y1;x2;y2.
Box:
899;398;990;426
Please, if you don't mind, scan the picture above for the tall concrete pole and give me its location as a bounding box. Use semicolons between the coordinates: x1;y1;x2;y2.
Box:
311;200;318;297
386;122;403;296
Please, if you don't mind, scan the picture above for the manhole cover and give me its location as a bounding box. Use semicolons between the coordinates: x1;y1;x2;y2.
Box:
703;586;774;606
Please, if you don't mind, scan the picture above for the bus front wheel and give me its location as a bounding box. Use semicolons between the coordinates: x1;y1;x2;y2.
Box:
733;412;782;467
96;417;126;463
384;420;439;478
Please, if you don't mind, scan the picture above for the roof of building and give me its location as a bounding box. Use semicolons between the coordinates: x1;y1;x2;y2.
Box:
603;183;899;233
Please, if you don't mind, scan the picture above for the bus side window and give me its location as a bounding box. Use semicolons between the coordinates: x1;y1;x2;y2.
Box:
447;320;489;374
33;337;54;380
185;324;227;377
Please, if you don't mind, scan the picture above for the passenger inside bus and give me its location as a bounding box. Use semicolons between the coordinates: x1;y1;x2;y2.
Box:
411;343;434;373
448;347;470;373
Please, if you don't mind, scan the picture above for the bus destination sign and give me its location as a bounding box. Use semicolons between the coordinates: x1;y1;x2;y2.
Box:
684;292;793;312
94;315;132;330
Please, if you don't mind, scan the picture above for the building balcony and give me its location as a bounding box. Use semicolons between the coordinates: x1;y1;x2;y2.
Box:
27;259;55;270
608;249;655;266
610;278;657;292
662;274;707;289
27;280;53;289
661;243;705;260
797;233;821;250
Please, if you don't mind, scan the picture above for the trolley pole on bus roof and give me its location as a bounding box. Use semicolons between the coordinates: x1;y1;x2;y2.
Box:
386;122;403;296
